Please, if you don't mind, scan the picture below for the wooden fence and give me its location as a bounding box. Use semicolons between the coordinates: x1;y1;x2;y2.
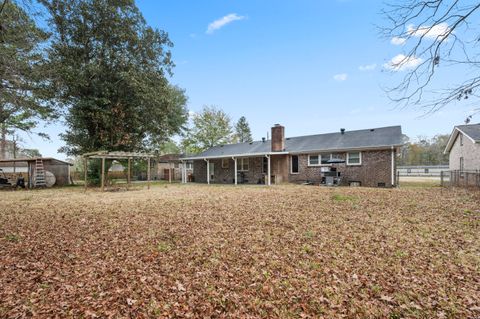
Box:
441;170;480;188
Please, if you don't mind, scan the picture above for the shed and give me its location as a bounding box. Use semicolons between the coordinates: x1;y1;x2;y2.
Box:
0;157;73;188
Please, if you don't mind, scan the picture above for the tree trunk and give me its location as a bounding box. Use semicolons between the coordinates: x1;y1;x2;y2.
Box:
0;124;7;160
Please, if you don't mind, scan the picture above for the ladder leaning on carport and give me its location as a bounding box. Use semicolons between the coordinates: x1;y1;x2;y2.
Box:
34;158;47;187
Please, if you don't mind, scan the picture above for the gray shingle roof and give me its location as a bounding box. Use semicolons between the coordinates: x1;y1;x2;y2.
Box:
184;125;403;159
457;123;480;142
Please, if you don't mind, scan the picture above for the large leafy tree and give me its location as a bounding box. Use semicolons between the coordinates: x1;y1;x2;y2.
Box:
41;0;188;156
234;116;253;143
0;0;56;159
398;134;449;166
182;105;234;153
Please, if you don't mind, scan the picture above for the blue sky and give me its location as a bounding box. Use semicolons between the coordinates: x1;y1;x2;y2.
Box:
23;0;475;159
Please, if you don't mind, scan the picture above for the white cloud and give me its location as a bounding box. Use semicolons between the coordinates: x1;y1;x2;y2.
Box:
333;73;348;81
407;22;451;40
391;36;406;45
188;110;196;117
206;13;245;34
358;63;377;71
384;54;423;71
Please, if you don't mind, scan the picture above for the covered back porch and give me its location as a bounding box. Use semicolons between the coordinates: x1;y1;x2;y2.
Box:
182;153;288;185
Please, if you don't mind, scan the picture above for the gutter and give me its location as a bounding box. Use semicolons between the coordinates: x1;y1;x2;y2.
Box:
181;145;404;161
181;151;289;161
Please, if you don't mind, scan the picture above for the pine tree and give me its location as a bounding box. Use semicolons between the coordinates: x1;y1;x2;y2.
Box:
235;116;253;143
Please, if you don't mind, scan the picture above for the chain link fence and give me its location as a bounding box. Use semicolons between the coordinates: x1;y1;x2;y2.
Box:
440;170;480;188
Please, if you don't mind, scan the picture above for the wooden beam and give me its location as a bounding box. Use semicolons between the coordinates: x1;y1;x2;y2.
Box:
84;157;87;192
147;157;151;190
169;162;172;183
101;157;105;192
127;158;131;188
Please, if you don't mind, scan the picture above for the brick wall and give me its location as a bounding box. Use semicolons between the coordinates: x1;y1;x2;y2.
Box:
192;150;396;187
287;150;395;187
193;157;266;184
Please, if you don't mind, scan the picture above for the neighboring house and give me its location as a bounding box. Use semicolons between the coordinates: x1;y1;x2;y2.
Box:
156;154;193;181
444;123;480;171
397;165;449;177
182;124;403;187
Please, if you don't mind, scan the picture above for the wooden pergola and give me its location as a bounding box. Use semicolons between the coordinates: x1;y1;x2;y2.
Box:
82;151;156;191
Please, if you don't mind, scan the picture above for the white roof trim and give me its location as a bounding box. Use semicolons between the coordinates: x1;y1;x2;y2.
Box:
181;151;289;160
444;127;477;154
181;144;403;160
288;144;403;155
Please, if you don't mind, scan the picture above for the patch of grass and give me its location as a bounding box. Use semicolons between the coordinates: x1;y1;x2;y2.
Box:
5;234;19;242
394;250;408;259
309;261;321;270
304;230;315;239
331;194;356;201
39;283;49;289
302;244;314;255
371;284;382;296
156;241;172;253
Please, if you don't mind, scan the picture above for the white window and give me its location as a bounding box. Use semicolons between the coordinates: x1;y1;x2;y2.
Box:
185;162;193;170
238;158;249;171
460;157;464;171
221;158;229;169
347;152;361;165
291;155;299;174
308;154;320;166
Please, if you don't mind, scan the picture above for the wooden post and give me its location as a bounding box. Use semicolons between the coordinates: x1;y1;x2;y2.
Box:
169;162;172;183
147;157;151;190
127;158;131;188
101;157;105;192
84;157;88;192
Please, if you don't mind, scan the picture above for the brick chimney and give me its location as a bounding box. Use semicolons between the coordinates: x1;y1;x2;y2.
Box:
271;124;285;152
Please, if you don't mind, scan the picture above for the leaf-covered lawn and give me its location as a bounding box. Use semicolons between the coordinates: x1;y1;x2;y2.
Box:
1;185;479;318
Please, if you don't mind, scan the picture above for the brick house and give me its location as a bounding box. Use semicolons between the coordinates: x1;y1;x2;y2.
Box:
181;124;403;187
444;123;480;171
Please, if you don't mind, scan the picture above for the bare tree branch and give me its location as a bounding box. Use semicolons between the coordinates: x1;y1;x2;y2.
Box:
380;0;480;119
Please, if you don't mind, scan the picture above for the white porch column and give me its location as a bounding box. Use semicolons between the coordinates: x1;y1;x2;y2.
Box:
205;159;210;184
233;157;237;185
266;155;271;186
391;146;395;187
181;160;185;183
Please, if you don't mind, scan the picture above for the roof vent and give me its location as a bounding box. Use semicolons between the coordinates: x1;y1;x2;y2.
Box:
370;129;375;132
262;137;266;142
340;128;345;134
